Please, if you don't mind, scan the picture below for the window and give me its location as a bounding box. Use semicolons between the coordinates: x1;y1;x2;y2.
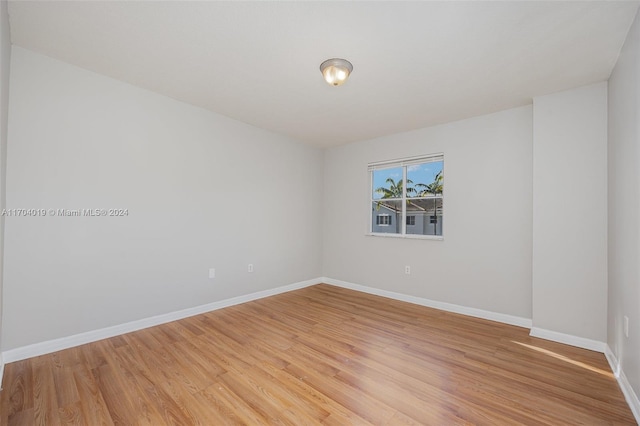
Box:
376;215;391;226
369;154;443;238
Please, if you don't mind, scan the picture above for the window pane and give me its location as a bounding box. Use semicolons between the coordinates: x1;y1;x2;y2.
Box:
372;167;403;200
407;161;443;197
371;200;402;234
406;198;443;236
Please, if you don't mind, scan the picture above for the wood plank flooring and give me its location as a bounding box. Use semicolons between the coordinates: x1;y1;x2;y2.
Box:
0;284;635;425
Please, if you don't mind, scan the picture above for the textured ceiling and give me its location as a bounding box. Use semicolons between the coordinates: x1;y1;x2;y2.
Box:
7;1;640;147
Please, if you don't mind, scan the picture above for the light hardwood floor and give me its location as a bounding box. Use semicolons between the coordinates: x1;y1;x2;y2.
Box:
0;284;635;425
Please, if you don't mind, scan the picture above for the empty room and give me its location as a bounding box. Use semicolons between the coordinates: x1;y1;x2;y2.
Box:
0;1;639;424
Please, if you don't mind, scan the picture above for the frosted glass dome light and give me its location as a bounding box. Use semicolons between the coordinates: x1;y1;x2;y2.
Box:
320;58;353;86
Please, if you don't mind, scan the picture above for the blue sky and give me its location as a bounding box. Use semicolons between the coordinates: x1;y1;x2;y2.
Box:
372;161;443;200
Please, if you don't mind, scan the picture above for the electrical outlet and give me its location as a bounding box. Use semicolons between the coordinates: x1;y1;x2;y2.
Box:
405;265;411;275
248;264;254;273
624;316;629;338
209;268;215;279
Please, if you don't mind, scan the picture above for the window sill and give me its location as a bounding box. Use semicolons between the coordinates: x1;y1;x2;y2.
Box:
366;233;444;241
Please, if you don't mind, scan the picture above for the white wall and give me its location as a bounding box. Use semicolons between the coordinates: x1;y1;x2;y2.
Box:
2;47;323;351
323;106;533;319
608;8;640;406
532;82;608;343
0;0;11;371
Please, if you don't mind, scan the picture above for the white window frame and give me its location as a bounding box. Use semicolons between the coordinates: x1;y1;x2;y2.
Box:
368;153;444;240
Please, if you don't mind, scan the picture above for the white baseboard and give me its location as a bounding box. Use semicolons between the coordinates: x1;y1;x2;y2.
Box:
529;327;607;353
321;277;532;329
605;345;621;377
2;277;321;364
0;352;4;391
605;345;640;424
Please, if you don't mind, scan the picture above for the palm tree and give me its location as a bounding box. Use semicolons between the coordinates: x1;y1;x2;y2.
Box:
416;171;443;197
416;171;443;235
375;177;416;199
375;178;415;233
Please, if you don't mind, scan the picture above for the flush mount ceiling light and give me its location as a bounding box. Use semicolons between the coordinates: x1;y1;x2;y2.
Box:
320;58;353;86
